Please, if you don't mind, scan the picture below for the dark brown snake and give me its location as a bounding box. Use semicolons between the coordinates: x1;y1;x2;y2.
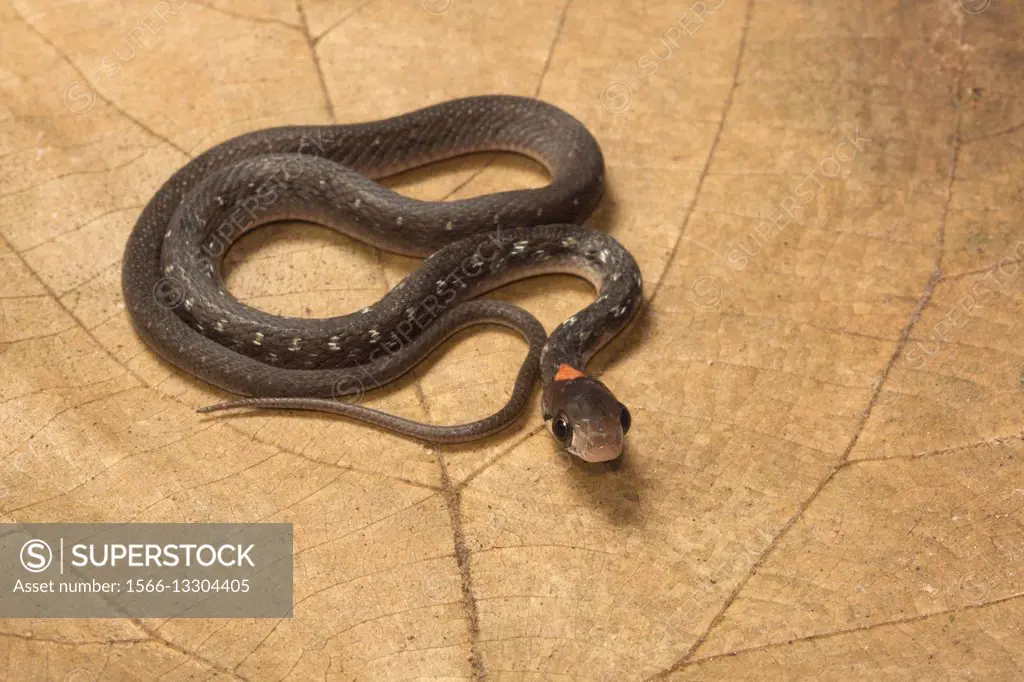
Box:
121;95;642;462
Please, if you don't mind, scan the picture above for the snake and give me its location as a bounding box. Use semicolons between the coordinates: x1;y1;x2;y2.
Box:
121;95;643;462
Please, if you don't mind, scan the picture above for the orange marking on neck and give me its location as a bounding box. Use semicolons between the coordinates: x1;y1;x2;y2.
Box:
554;364;585;381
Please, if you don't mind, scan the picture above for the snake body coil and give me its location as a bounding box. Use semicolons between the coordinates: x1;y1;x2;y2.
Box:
122;95;642;461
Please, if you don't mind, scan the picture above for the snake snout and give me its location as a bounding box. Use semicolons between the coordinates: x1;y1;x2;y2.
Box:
569;419;624;462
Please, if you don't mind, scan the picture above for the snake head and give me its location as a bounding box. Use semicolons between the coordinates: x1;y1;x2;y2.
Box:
542;365;631;462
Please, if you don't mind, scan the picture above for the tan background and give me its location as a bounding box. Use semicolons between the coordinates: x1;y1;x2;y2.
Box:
2;0;1023;679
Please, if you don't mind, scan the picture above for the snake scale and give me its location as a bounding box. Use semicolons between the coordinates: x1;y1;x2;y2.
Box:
121;95;642;462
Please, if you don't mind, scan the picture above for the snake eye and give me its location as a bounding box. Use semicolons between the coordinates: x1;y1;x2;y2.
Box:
551;415;571;445
619;404;631;434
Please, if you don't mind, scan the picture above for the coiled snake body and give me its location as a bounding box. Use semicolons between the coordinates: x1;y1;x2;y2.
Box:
122;95;642;462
